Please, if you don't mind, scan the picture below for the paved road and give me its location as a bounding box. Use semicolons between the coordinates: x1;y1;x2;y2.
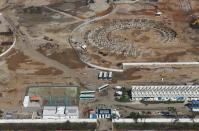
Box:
43;6;83;21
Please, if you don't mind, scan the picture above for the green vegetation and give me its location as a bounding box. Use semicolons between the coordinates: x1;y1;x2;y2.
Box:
89;0;95;4
126;112;150;122
114;123;199;130
168;107;177;116
115;87;130;102
126;112;140;122
0;121;96;130
0;110;3;118
168;107;177;113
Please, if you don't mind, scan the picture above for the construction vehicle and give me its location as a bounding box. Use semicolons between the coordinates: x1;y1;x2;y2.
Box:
190;18;199;29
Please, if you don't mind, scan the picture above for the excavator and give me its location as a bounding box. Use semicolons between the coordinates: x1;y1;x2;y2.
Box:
190;17;199;29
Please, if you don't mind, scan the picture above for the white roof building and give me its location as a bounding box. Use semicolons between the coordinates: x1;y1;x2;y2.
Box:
43;106;57;119
155;11;163;16
23;96;30;108
55;106;66;118
131;85;199;101
81;45;87;50
116;91;123;96
115;86;122;90
56;106;65;115
65;106;79;119
43;106;79;119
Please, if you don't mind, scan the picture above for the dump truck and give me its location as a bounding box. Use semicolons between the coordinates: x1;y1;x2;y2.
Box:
190;18;199;29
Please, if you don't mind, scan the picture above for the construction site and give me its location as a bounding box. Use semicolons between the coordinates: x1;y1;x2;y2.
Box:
0;13;15;56
71;0;199;71
0;0;198;130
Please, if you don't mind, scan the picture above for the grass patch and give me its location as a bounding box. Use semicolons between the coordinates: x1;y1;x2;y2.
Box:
0;122;96;130
113;123;199;130
115;87;130;102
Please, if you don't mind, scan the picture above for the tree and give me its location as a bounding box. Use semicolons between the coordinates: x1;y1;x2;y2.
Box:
89;0;95;3
191;111;196;123
168;107;177;114
128;112;141;123
0;110;3;118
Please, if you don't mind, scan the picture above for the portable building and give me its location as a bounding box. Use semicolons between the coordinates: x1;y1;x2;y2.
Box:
98;84;109;92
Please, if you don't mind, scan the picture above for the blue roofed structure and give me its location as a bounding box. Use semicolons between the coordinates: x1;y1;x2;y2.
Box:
191;100;199;112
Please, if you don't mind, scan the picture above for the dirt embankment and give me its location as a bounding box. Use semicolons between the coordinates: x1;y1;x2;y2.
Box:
34;67;63;75
112;68;151;83
153;51;187;62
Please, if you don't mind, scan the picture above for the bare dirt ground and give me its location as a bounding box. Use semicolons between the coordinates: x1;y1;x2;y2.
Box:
0;0;111;111
0;0;7;8
0;16;14;54
0;0;198;121
73;0;199;69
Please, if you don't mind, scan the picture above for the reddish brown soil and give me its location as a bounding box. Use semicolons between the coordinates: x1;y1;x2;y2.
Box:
6;50;31;71
112;68;151;83
33;67;63;75
48;49;86;69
